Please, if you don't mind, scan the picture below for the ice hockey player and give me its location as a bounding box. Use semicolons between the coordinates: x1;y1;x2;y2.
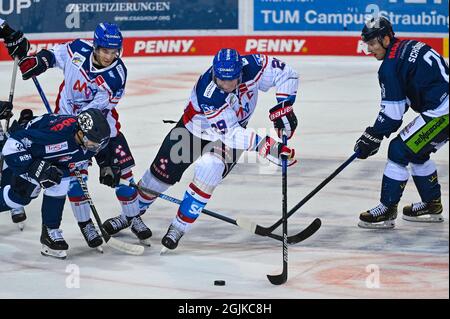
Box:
105;48;299;252
0;107;110;259
0;18;30;227
17;23;152;248
355;17;449;229
0;17;30;60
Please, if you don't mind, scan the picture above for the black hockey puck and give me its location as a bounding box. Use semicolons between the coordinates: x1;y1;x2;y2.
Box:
214;280;226;286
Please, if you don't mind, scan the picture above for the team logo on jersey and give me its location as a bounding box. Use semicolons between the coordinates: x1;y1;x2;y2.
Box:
72;52;86;68
45;142;69;154
20;137;32;148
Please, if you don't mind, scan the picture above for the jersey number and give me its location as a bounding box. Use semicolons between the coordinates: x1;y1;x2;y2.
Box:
211;120;227;134
272;58;286;71
424;49;449;83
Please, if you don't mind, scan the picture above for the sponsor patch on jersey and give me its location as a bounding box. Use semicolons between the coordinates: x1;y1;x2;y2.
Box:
253;54;263;66
116;64;126;85
45;142;69;154
71;52;86;69
201;104;216;113
242;57;249;66
203;81;216;98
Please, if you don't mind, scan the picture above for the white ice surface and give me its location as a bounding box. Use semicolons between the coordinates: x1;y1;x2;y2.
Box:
0;56;448;299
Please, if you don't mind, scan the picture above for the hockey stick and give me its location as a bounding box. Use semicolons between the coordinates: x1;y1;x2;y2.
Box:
124;180;317;245
256;152;359;236
32;77;144;255
0;57;19;183
267;132;288;285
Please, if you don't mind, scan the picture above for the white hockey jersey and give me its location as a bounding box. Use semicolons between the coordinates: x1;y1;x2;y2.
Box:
49;39;127;137
183;54;299;150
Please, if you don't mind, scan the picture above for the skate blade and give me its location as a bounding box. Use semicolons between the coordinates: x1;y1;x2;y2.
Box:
40;245;67;259
96;246;104;253
160;246;170;255
402;214;444;223
358;220;395;229
17;222;25;231
139;238;152;247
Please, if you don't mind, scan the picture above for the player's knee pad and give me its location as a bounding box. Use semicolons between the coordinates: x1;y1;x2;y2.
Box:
387;137;412;166
139;169;171;202
410;160;437;177
384;160;409;181
193;153;225;194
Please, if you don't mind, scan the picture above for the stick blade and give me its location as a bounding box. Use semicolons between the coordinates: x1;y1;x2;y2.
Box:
287;218;322;245
267;273;288;285
106;237;145;256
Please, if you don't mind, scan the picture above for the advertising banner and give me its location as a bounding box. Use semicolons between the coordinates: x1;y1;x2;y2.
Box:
0;0;239;33
254;0;449;33
1;35;446;60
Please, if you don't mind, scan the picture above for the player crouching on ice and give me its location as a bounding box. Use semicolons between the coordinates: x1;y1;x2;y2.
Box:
17;23;152;248
355;17;449;229
105;48;299;252
0;107;110;259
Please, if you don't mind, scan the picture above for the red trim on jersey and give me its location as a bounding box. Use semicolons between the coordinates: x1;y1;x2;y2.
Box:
276;93;290;97
251;55;269;84
182;102;201;125
111;108;122;132
189;183;211;200
54;80;65;114
206;103;228;120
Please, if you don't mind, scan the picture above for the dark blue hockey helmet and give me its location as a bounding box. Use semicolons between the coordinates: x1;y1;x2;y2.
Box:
93;23;123;50
361;16;395;43
77;109;110;153
213;48;243;81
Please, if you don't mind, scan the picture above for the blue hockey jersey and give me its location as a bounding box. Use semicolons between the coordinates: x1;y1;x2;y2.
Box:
2;114;97;177
374;39;449;137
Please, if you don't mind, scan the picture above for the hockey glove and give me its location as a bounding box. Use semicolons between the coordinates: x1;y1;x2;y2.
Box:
99;165;121;188
0;23;30;60
257;136;297;167
354;126;383;159
0;101;13;120
19;49;54;80
269;100;298;139
28;160;63;188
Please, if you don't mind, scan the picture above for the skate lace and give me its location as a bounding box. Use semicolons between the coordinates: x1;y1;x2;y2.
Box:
48;228;65;242
83;223;99;242
131;216;149;232
412;202;427;212
111;216;129;230
166;225;184;242
369;204;388;217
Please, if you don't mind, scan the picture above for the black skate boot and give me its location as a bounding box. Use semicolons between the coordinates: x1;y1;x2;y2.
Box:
161;223;185;254
128;215;152;246
40;225;69;259
358;204;398;229
403;198;444;223
10;207;27;231
103;215;130;235
78;219;104;250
